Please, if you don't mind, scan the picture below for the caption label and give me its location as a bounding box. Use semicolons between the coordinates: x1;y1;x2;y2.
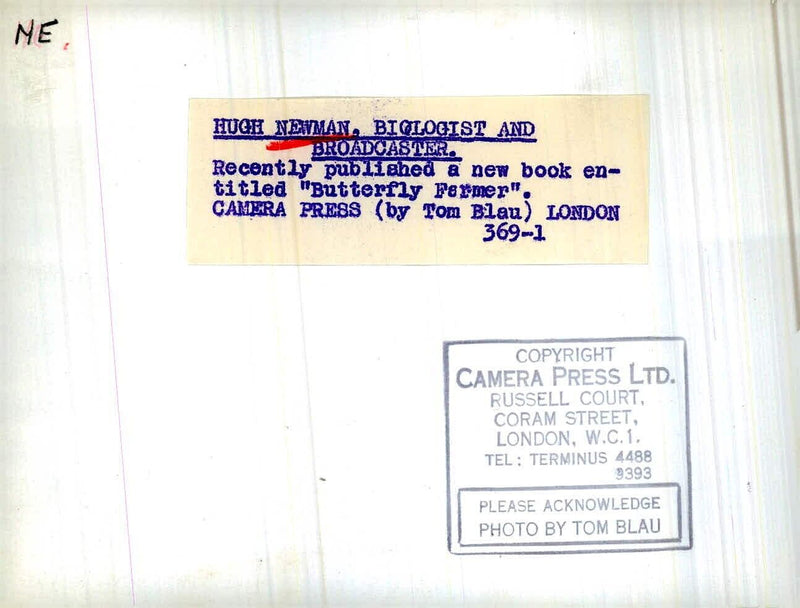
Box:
187;96;648;264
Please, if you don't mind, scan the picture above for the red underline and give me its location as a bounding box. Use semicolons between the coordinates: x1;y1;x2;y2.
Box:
265;133;355;151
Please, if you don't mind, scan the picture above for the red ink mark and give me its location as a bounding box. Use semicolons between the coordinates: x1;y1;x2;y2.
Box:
266;133;354;151
63;42;69;50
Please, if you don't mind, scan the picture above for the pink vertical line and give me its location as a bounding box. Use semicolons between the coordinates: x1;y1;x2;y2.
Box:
84;5;136;605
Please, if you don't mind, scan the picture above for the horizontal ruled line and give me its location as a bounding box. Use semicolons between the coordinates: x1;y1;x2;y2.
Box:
213;135;536;143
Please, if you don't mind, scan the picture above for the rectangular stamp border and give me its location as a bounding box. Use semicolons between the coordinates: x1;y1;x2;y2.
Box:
443;336;692;555
457;483;681;547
